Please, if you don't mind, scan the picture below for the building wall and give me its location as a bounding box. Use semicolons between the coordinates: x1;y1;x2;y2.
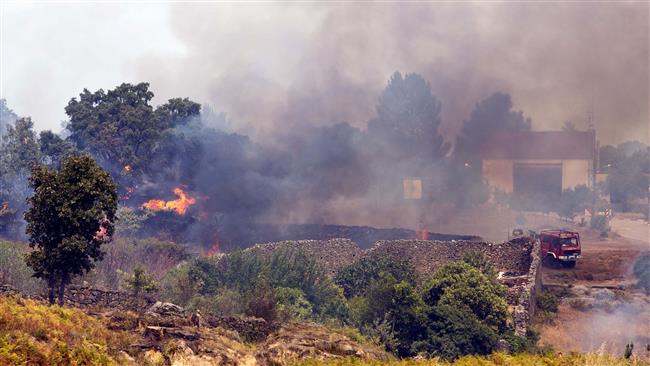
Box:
483;160;514;193
561;159;592;190
483;159;592;193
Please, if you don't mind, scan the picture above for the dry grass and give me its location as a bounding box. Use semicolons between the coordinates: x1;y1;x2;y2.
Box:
293;352;650;366
0;295;133;365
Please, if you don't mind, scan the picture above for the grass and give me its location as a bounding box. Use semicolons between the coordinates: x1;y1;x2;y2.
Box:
0;295;133;365
292;352;650;366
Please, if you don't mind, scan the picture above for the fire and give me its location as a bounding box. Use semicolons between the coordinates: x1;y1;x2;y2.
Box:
142;187;196;215
204;238;221;256
123;165;132;173
416;228;429;240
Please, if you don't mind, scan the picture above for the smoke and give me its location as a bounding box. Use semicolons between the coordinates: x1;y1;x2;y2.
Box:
134;2;649;145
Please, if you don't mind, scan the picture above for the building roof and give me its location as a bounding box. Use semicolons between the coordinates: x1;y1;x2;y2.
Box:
480;130;596;160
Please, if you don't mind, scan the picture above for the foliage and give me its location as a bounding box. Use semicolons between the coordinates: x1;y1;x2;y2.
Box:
0;241;41;295
114;207;153;237
462;251;496;279
291;352;650;365
536;291;559;313
454;92;531;171
367;72;449;163
161;246;345;321
632;253;650;295
0;117;41;237
122;265;158;300
0;98;17;137
557;185;597;218
422;262;507;333
607;149;649;211
38;130;77;169
24;155;118;304
335;256;417;298
274;287;314;320
86;236;188;291
0;296;132;365
64;82;201;180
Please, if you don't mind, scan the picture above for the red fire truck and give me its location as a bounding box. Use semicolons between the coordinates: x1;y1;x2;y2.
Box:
539;229;581;268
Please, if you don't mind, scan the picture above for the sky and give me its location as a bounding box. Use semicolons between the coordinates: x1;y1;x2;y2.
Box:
1;2;648;145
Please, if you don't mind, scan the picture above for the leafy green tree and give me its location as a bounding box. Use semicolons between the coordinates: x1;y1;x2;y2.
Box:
422;261;507;333
367;72;449;162
0;117;41;237
557;185;597;218
123;265;158;305
0;99;17;137
24;155;118;305
38;130;77;168
64;83;200;175
607;149;649;211
414;304;499;360
454;92;531;171
335;255;416;298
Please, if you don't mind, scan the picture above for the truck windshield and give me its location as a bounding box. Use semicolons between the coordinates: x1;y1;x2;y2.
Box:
560;237;578;246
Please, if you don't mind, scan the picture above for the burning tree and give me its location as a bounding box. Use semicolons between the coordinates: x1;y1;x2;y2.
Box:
24;155;118;305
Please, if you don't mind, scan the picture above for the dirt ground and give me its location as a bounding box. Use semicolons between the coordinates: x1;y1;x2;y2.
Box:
537;218;650;357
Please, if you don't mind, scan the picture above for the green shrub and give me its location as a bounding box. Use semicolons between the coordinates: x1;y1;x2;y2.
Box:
275;287;313;320
535;291;558;313
335;256;416;298
422;262;508;333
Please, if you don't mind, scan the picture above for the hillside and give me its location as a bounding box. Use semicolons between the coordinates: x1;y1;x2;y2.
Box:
0;295;648;366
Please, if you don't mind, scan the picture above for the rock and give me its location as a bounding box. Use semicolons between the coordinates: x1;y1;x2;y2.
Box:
256;323;388;364
147;301;185;317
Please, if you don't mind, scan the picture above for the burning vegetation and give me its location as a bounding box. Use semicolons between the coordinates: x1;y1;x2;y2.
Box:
141;187;196;215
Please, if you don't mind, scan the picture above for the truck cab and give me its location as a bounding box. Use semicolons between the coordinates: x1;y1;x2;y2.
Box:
539;229;581;268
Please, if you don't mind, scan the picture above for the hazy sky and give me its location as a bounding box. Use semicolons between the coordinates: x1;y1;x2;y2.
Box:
1;2;648;144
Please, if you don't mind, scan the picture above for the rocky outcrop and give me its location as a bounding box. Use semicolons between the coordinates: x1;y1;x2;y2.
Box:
255;323;389;365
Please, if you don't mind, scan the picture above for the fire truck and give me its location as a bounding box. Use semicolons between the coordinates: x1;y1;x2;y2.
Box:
539;229;581;268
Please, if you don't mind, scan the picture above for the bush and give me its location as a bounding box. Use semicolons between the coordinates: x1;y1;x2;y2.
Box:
335;256;416;298
422;262;508;333
535;291;559;313
413;304;499;360
84;237;189;290
275;287;313;320
186;289;245;317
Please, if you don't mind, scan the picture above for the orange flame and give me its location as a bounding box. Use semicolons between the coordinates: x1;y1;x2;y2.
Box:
142;187;196;215
123;165;132;173
416;228;429;240
204;238;221;256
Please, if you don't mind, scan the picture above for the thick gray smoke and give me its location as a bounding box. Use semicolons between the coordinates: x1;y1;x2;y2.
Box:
135;2;649;145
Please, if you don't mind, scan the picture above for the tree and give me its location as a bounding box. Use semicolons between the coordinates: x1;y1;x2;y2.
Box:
422;261;507;333
39;130;77;168
123;265;158;306
607;149;649;210
557;185;598;218
335;255;417;298
64;83;201;177
24;155;118;305
0;99;17;137
454;92;531;171
367;72;449;163
0;117;41;238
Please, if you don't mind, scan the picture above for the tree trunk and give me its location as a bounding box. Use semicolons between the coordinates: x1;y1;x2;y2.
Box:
57;276;66;306
47;276;56;305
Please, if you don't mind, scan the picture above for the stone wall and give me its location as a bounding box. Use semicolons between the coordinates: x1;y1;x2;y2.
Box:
509;239;542;336
366;237;533;276
65;286;155;311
